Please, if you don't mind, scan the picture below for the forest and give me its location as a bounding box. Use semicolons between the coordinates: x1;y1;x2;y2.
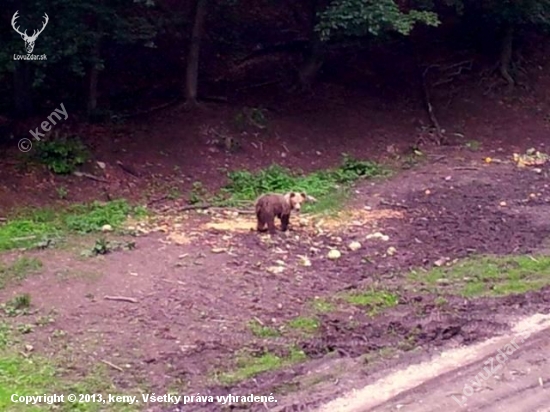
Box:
1;1;550;411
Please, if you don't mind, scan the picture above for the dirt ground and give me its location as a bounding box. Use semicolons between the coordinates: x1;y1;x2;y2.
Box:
2;152;550;411
1;57;550;411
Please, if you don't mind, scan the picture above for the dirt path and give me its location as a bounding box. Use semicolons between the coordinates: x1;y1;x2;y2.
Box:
319;313;550;412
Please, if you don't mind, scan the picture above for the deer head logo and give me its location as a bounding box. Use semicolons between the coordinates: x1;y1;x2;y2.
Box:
11;11;49;54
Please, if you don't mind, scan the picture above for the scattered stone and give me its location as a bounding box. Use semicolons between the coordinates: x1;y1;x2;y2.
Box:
348;241;362;251
327;249;341;260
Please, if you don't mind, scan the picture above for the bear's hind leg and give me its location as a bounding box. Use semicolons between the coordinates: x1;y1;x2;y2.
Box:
266;217;277;234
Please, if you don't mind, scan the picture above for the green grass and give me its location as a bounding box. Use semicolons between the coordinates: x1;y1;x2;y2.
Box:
214;154;388;212
0;199;147;251
409;254;550;297
310;298;336;313
247;320;281;338
0;258;42;289
0;324;139;411
286;316;320;334
465;140;481;151
218;348;307;385
341;288;399;316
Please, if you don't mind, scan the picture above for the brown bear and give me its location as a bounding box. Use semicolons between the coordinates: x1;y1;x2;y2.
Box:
254;192;309;234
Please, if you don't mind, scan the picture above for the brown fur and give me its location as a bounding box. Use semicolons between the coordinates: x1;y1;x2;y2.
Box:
255;192;308;234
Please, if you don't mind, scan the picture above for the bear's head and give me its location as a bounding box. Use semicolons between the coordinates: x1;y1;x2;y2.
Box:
284;192;308;212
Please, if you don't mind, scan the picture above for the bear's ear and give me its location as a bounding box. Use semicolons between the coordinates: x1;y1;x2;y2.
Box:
289;192;296;198
300;192;307;199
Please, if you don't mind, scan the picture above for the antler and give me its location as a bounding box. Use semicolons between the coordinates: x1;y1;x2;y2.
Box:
11;11;49;40
28;13;49;40
11;11;27;37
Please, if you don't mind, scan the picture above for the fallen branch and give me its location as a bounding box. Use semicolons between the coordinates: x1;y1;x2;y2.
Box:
104;295;138;303
73;171;109;183
379;200;409;209
11;235;37;242
147;195;169;206
117;98;180;119
101;359;124;372
180;203;212;211
116;161;140;178
453;167;479;171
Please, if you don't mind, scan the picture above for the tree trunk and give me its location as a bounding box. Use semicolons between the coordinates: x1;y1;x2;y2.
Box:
87;35;102;117
13;62;33;118
184;0;208;108
499;24;514;91
297;0;325;91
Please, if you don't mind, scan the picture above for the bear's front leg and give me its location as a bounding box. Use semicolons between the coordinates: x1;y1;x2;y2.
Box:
280;214;290;232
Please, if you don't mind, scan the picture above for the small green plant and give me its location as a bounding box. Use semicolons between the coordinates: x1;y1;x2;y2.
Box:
287;316;320;334
465;140;481;151
167;186;181;200
189;181;208;204
218;347;306;385
82;238;136;257
248;320;280;338
57;186;69;199
342;288;399;316
34;136;89;174
310;298;335;313
90;237;110;255
17;323;34;334
331;154;386;184
0;322;10;348
35;315;55;326
51;329;67;338
2;293;32;317
434;296;448;306
234;106;268;131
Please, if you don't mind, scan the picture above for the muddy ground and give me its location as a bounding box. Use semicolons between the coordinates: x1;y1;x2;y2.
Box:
2;149;550;412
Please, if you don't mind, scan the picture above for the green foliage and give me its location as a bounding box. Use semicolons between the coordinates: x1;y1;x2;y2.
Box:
57;186;69;199
218;155;386;209
82;237;136;257
286;316;320;334
234;107;269;131
189;182;209;205
64;199;136;233
248;320;281;338
0;200;146;251
34;137;89;174
443;0;550;28
2;293;32;317
317;0;440;40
